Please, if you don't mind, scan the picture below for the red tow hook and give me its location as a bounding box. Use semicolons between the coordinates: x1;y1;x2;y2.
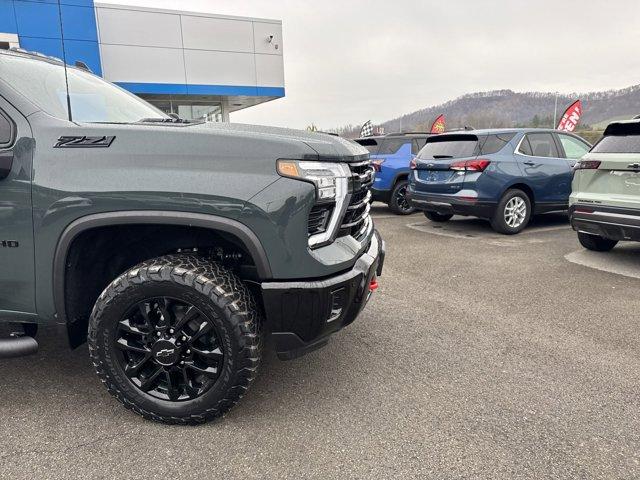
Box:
369;277;379;292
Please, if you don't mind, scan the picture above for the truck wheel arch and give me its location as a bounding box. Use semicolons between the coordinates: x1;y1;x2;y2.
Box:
53;211;272;330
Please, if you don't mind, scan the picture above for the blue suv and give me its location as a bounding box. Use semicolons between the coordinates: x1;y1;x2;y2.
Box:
407;129;591;234
355;133;432;214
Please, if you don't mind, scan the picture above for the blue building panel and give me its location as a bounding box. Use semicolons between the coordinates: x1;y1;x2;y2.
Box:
0;1;18;34
115;82;285;98
13;0;62;38
17;36;64;58
60;4;99;41
63;39;102;75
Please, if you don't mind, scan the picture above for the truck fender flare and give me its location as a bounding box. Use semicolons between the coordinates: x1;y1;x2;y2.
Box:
53;211;272;323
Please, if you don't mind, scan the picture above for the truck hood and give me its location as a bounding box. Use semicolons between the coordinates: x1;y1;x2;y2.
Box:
183;122;370;163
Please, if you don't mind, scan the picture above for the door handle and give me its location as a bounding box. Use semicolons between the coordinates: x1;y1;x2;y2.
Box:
523;161;535;166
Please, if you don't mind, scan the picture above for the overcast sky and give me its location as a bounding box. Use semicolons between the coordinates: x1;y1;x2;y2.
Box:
107;0;640;129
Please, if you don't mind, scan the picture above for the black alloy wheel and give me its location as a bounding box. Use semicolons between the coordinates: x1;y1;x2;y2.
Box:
389;179;415;215
115;297;223;402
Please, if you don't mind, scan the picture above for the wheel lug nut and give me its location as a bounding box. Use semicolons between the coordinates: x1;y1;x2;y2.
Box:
181;336;187;342
169;328;175;334
186;349;191;355
156;332;161;337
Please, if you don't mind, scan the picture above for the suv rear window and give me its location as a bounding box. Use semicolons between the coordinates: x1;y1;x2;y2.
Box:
418;134;478;159
592;135;640;153
479;133;516;155
377;138;410;155
354;138;380;154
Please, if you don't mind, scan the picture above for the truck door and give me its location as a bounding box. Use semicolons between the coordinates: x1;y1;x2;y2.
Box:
0;98;35;313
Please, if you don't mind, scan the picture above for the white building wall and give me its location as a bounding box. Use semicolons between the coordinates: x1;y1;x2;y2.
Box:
94;2;284;90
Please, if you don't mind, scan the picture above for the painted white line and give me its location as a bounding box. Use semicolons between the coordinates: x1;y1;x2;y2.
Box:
518;225;569;235
406;221;569;245
565;247;640;279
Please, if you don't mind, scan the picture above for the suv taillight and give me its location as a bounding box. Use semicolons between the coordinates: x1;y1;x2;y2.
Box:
574;160;601;170
371;159;385;172
450;159;491;172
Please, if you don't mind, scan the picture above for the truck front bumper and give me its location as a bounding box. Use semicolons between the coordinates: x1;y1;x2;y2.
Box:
570;204;640;241
260;230;385;360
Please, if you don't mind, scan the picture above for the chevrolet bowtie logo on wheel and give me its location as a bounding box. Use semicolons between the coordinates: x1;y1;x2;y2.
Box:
155;348;176;358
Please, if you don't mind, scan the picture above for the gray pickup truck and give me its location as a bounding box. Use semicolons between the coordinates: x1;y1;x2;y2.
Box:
0;48;384;424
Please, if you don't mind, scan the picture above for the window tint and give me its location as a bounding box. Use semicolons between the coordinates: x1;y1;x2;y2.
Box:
354;138;379;154
412;138;428;154
418;135;478;159
0;54;167;123
378;138;410;155
0;111;12;146
479;133;516;155
523;133;559;158
518;137;533;156
558;134;590;159
591;135;640;154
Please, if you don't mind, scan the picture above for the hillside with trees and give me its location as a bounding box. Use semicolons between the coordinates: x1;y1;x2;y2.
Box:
335;85;640;142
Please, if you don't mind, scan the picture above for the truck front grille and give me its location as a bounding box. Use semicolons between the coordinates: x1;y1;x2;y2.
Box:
307;204;333;235
338;161;374;241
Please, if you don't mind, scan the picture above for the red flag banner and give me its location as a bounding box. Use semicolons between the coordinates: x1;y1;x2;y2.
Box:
430;114;446;134
557;100;582;132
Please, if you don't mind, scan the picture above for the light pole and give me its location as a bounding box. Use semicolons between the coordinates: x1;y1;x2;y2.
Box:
553;92;559;128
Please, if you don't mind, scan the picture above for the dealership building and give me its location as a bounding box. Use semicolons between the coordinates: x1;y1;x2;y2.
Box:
0;1;285;121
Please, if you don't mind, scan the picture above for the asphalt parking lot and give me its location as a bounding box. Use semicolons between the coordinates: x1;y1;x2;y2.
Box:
1;205;638;479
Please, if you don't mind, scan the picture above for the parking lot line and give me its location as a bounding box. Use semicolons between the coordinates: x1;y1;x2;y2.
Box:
565;247;640;279
405;221;568;244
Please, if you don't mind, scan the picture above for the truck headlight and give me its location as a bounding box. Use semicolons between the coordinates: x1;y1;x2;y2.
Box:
277;160;351;247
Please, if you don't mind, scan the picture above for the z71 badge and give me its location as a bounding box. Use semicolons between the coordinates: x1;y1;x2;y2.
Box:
0;240;18;248
54;136;115;148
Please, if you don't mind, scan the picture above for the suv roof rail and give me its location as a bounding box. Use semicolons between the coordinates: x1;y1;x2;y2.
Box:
2;46;64;64
384;131;431;136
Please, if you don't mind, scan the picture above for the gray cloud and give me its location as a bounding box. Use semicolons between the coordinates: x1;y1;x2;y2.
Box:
106;0;640;129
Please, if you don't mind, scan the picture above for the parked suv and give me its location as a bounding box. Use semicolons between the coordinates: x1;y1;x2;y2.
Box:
408;128;591;234
570;120;640;251
0;49;384;424
354;133;431;214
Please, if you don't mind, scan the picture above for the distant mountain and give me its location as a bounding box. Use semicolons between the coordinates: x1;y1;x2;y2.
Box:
350;85;640;136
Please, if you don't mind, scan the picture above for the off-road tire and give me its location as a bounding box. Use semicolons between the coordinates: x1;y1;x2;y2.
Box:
577;231;618;252
88;254;262;425
424;211;453;222
388;179;415;215
491;189;532;235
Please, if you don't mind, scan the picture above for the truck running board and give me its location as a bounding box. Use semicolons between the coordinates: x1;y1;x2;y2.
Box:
0;335;38;359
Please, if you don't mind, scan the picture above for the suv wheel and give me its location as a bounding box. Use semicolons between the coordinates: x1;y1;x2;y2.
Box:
424;211;453;222
88;254;261;424
577;232;618;251
491;189;531;234
389;179;415;215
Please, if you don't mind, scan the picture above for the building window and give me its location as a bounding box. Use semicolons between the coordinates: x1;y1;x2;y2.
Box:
137;94;224;122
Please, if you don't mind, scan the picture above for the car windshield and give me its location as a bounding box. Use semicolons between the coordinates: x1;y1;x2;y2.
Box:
0;53;169;123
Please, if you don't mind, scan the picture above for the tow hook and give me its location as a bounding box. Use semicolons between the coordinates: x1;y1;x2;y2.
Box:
369;277;379;292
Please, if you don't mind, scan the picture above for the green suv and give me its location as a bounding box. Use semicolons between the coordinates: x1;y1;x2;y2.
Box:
570;120;640;251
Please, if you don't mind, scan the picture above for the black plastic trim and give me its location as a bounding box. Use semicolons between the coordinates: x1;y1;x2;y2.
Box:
53;211;272;324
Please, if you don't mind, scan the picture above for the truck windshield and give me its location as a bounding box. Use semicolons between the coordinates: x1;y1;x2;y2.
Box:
0;53;168;123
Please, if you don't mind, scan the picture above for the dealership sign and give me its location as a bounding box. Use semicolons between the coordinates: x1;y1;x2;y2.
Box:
557;100;582;132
